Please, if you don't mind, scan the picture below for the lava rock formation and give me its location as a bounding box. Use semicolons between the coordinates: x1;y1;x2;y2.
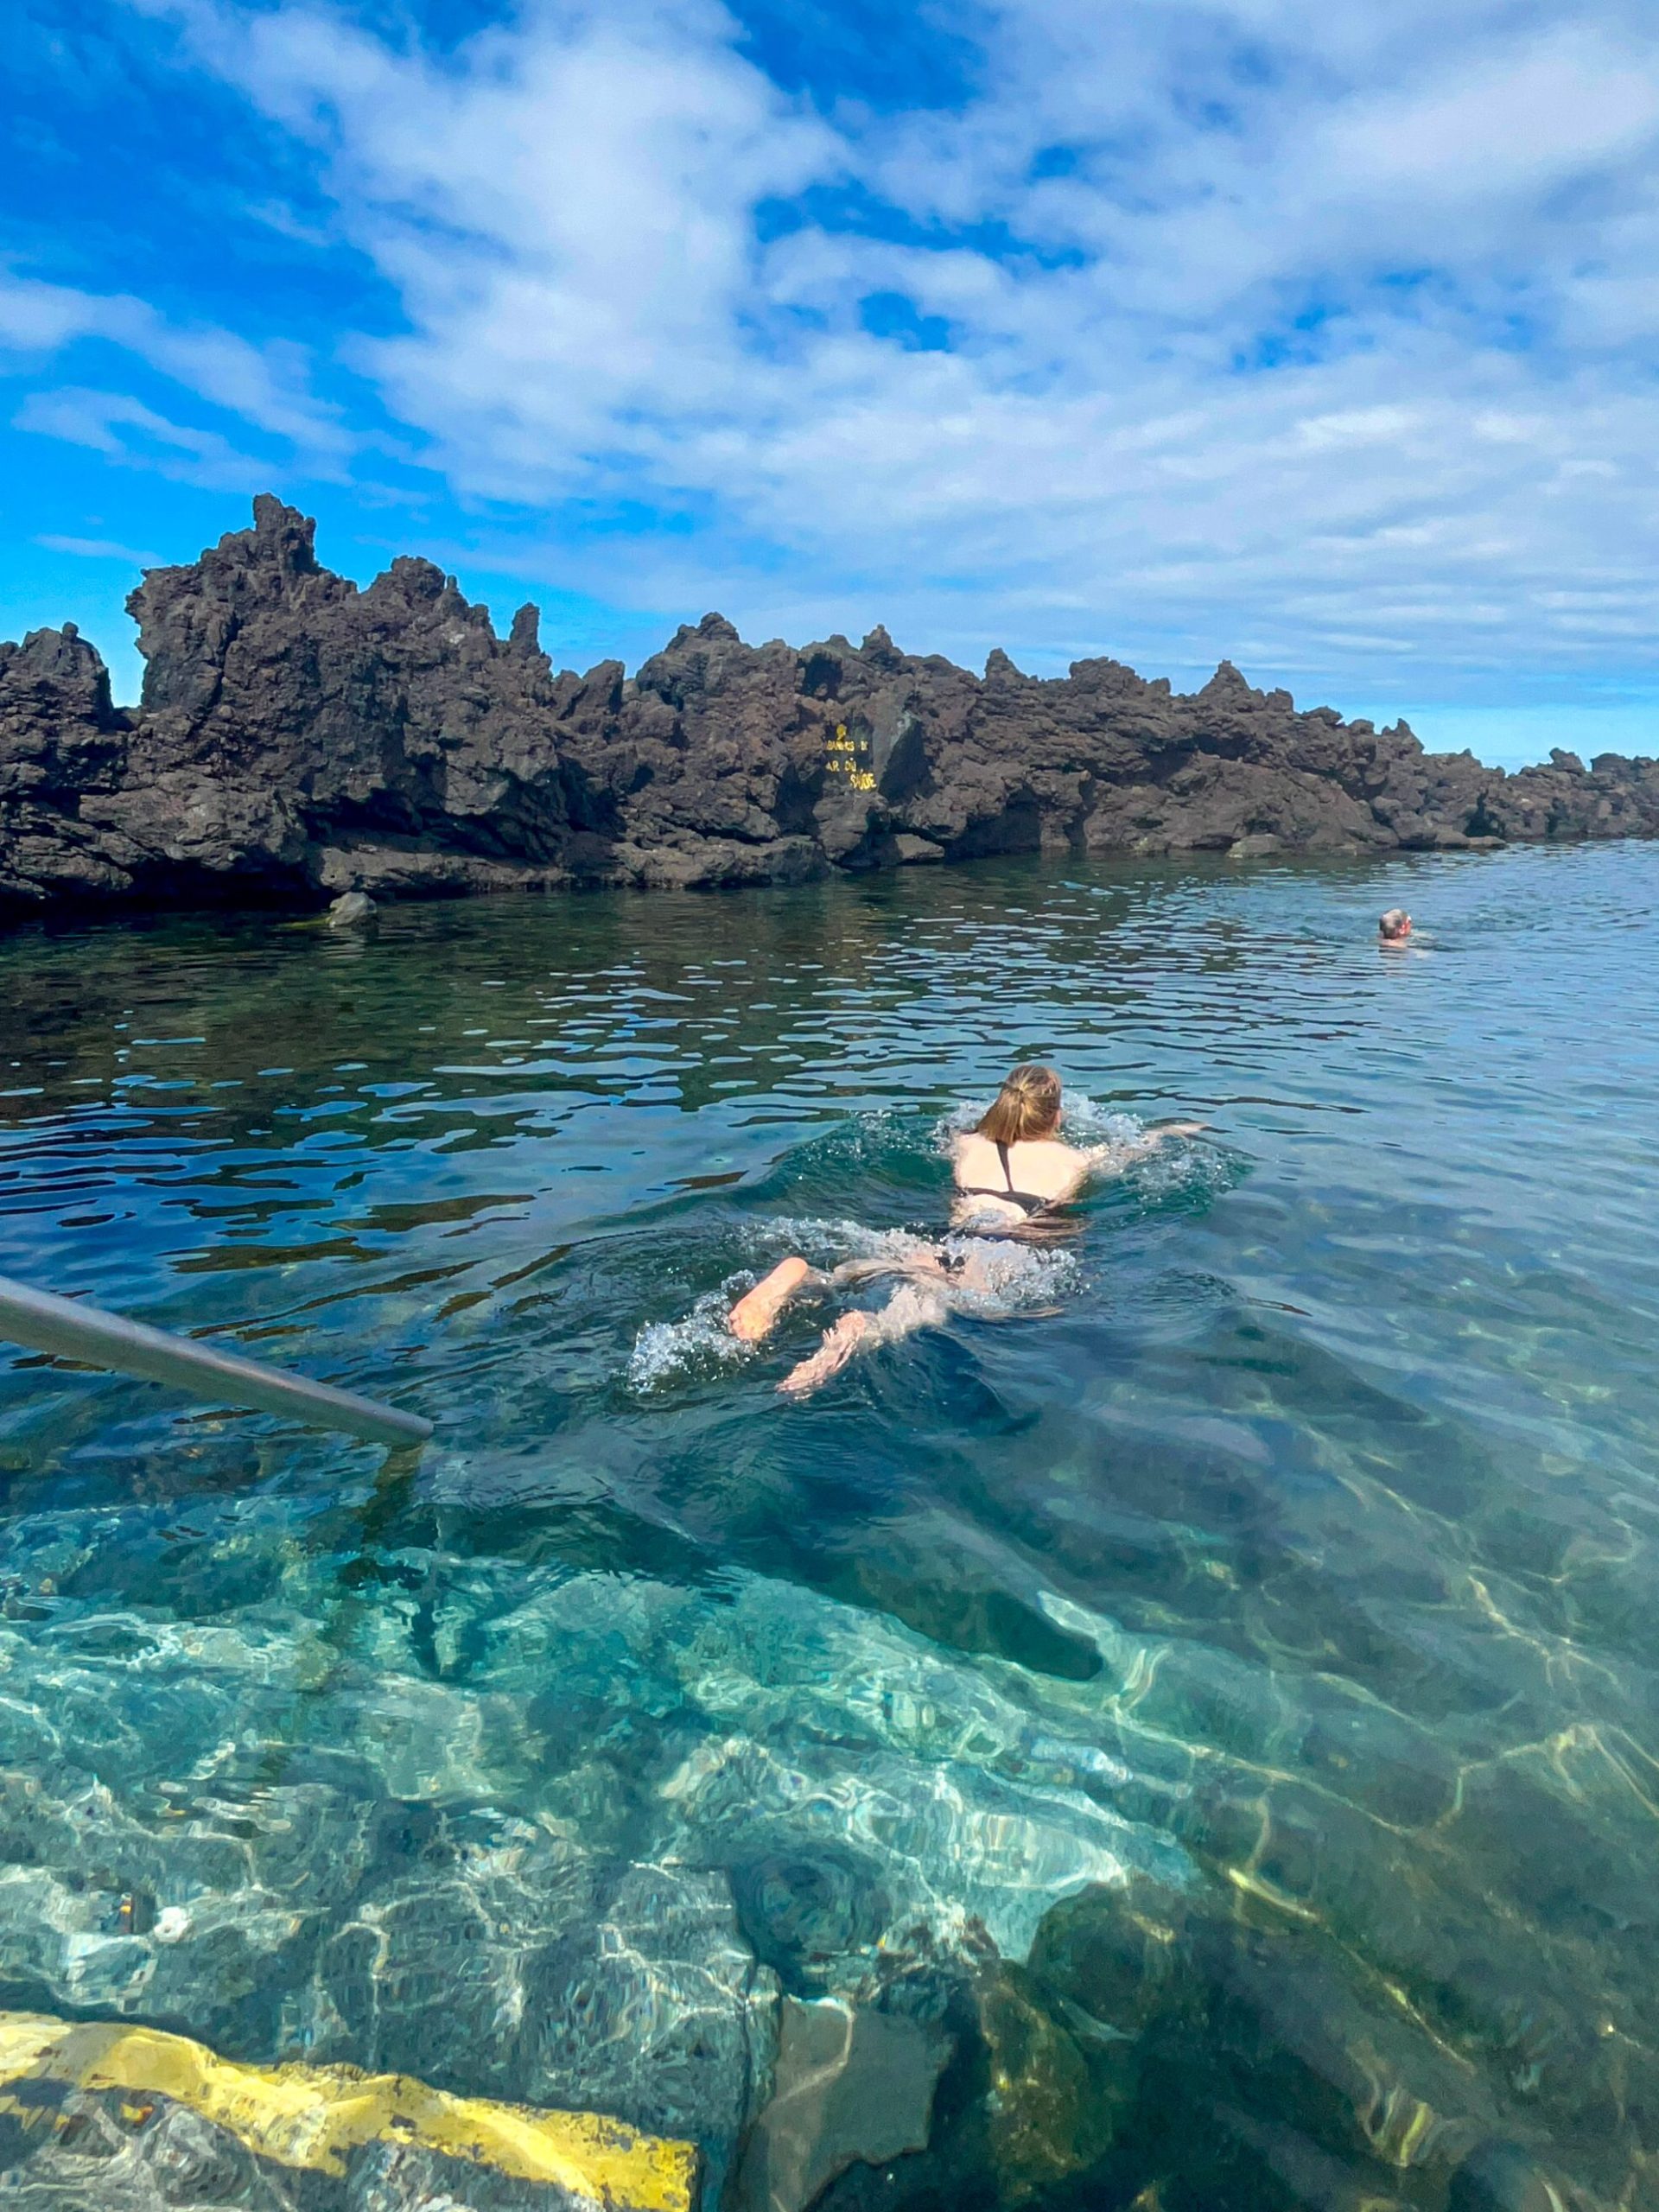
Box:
4;495;1655;917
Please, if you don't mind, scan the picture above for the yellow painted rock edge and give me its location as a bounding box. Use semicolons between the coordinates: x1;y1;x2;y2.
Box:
0;2012;697;2210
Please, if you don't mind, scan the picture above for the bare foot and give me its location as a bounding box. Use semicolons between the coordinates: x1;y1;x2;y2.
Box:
728;1256;811;1342
779;1311;872;1395
1152;1121;1207;1139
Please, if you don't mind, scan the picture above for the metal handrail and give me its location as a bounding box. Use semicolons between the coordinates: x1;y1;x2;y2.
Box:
0;1273;431;1448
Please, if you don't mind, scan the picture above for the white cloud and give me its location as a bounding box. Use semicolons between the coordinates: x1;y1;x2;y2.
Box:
15;387;267;489
1330;27;1659;200
37;534;164;566
135;0;838;455
0;268;347;467
61;0;1659;692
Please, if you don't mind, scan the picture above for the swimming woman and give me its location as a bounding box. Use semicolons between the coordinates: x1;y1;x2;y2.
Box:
728;1063;1203;1395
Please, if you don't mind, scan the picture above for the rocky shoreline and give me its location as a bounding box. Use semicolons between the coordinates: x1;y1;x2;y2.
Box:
3;495;1655;919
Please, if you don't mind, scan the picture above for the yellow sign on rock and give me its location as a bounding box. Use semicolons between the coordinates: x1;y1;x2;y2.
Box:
0;2012;698;2211
823;721;876;791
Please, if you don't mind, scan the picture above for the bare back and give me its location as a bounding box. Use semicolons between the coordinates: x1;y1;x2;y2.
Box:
951;1131;1096;1224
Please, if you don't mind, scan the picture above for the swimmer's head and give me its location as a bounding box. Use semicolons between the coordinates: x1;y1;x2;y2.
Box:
1378;908;1412;941
977;1062;1063;1144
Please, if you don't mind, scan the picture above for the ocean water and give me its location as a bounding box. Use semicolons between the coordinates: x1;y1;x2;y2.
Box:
0;842;1655;2210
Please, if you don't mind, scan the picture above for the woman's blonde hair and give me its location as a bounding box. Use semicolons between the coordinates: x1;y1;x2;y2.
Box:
976;1063;1063;1145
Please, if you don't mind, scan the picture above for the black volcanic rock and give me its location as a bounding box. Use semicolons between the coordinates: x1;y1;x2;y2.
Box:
3;496;1657;918
112;493;573;900
0;622;143;906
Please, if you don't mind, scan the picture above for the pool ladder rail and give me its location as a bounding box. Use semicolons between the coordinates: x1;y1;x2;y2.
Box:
0;1272;432;1450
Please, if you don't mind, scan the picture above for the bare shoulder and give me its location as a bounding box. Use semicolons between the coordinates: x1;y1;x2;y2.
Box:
1007;1137;1095;1199
1025;1137;1093;1173
1051;1137;1096;1166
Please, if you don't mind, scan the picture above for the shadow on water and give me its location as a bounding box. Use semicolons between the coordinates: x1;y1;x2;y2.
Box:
0;843;1655;2208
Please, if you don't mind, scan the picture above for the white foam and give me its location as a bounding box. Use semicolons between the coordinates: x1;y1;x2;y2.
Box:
740;1215;933;1268
1061;1096;1148;1150
747;1208;1080;1319
630;1219;1079;1388
627;1291;755;1392
936;1092;1143;1153
934;1232;1079;1314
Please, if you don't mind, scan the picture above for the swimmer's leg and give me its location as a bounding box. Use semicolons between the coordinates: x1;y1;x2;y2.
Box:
778;1310;874;1394
729;1256;818;1341
829;1251;950;1290
779;1284;946;1395
731;1242;940;1344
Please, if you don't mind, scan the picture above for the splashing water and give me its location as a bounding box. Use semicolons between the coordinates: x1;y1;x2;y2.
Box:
626;1290;757;1392
626;1103;1125;1392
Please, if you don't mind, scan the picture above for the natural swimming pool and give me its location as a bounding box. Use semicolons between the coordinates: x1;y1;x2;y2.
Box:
0;840;1654;2209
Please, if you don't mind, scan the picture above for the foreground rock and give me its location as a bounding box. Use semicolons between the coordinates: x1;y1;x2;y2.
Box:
732;1997;950;2212
4;496;1656;918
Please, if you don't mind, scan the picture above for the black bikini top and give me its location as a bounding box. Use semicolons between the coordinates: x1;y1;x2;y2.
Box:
959;1141;1051;1217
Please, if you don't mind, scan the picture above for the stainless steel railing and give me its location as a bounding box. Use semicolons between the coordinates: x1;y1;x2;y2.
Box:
0;1274;431;1448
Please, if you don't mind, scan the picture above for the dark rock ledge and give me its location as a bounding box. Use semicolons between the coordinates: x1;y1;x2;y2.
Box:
4;495;1655;918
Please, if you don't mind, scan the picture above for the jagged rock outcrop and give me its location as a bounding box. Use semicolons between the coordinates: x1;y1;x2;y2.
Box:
0;622;142;906
3;496;1656;916
112;493;573;901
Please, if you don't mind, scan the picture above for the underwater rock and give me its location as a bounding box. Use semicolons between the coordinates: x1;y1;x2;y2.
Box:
0;1546;1206;2204
731;1996;951;2212
0;1523;1625;2212
6;498;1659;917
1207;2103;1416;2212
521;1860;780;2208
975;1961;1128;2200
1026;1885;1196;2045
729;1846;899;1993
0;2008;697;2211
1448;2140;1569;2212
1011;1879;1569;2210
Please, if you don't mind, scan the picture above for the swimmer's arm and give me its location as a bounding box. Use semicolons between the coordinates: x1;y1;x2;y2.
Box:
1083;1122;1206;1172
946;1131;981;1193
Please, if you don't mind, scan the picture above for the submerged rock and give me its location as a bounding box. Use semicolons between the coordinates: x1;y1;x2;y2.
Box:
732;1996;951;2212
0;2009;698;2211
5;499;1659;918
522;1860;779;2208
1448;2140;1570;2212
1;1555;1165;2206
976;1961;1125;2199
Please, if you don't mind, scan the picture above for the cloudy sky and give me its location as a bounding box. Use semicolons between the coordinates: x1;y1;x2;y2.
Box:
4;0;1658;762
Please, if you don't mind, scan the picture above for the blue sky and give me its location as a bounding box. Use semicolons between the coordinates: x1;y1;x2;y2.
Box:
4;0;1658;766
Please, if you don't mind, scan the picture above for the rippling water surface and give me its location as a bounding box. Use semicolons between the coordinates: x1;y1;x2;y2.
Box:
0;843;1656;2210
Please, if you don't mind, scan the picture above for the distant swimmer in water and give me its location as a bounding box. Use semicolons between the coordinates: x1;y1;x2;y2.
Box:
1378;907;1413;944
729;1062;1205;1395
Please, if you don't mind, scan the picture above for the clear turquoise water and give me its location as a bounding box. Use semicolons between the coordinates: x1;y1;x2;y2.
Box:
0;842;1655;2209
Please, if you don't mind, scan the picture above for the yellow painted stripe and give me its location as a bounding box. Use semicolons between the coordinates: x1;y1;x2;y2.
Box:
0;2012;696;2211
